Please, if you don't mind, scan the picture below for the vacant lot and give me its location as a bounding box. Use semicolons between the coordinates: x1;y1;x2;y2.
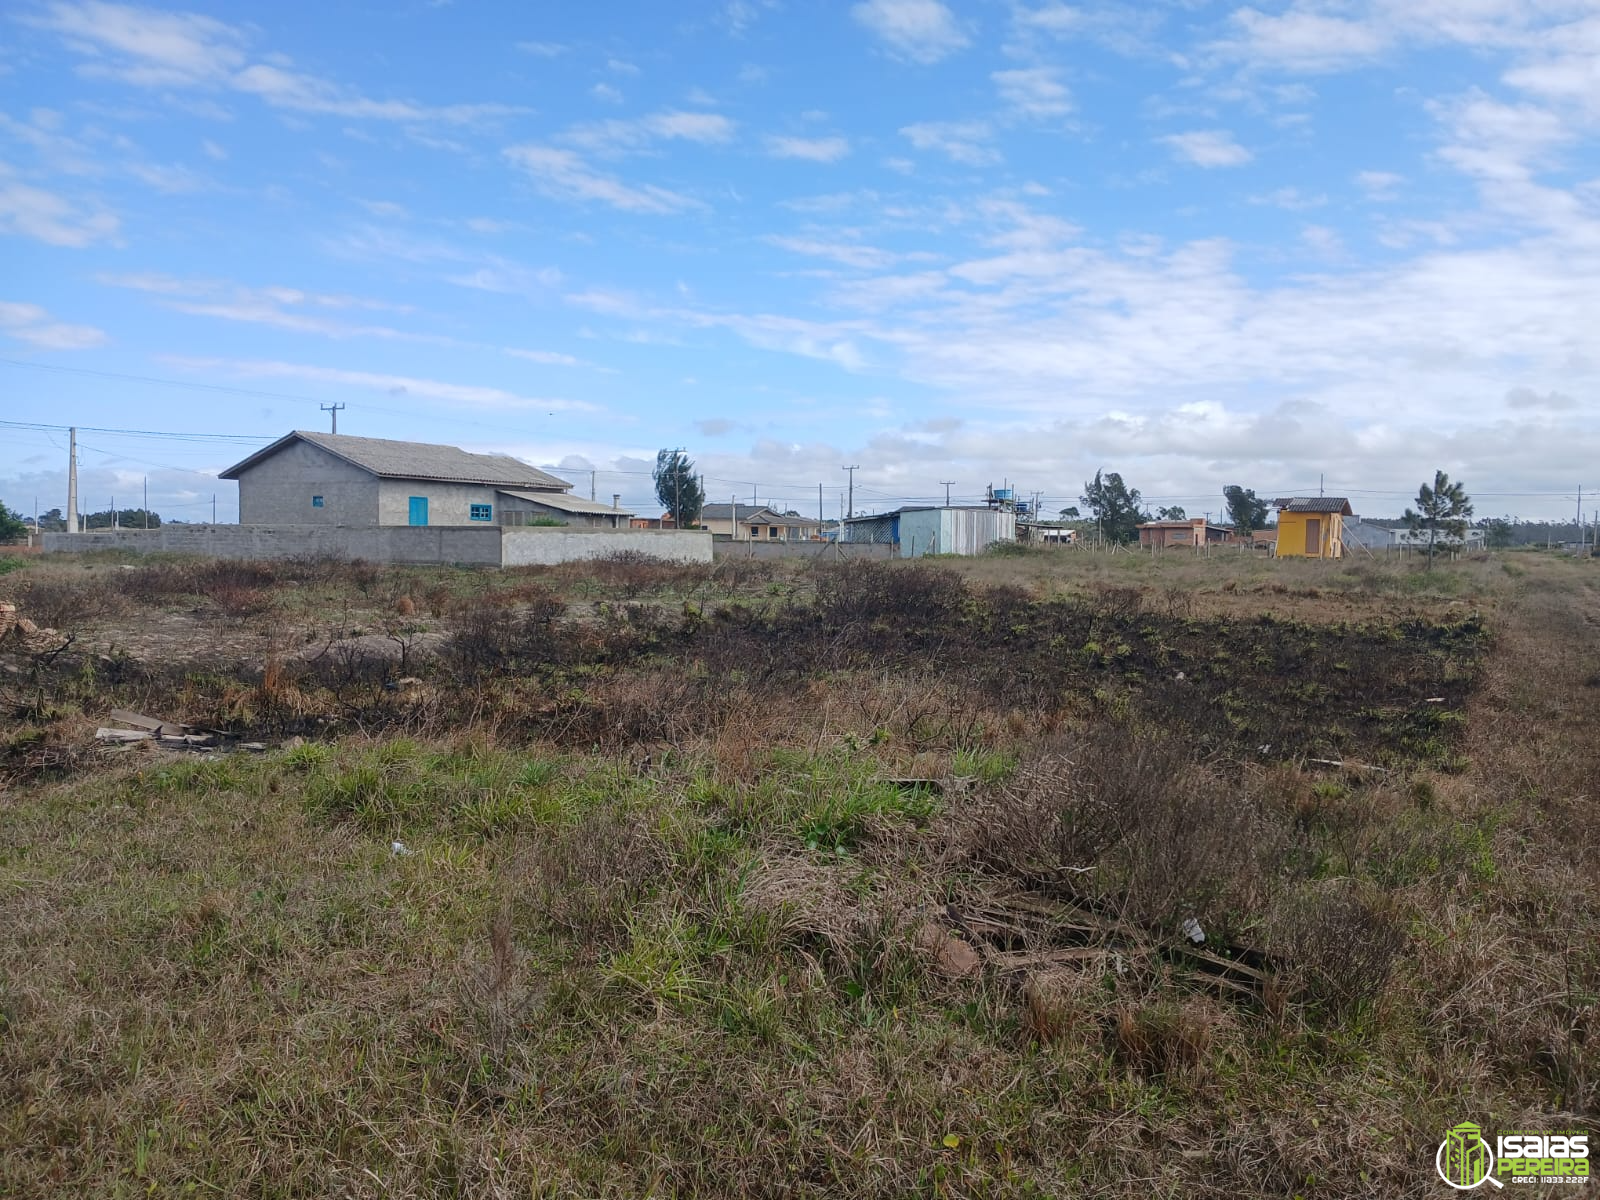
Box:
1;547;1595;1197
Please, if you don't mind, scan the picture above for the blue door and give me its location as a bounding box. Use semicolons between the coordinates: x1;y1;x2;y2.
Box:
408;496;429;526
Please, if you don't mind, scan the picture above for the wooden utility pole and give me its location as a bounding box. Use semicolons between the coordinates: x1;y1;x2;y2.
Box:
321;403;345;434
66;426;78;534
842;465;858;520
940;480;955;507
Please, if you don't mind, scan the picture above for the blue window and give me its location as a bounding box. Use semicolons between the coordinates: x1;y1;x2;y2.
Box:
408;496;429;526
470;503;493;522
311;495;324;508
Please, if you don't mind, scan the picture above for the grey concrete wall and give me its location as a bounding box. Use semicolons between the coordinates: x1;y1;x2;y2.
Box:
44;525;503;566
502;529;711;566
377;479;501;527
236;440;377;525
712;540;894;561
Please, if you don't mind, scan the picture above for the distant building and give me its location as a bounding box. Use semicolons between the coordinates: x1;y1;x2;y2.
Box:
1136;518;1231;549
842;506;1015;558
698;504;823;542
1344;516;1486;551
1273;497;1352;559
219;431;631;529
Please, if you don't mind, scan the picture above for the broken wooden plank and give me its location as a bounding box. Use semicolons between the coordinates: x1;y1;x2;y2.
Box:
109;709;187;736
96;728;153;742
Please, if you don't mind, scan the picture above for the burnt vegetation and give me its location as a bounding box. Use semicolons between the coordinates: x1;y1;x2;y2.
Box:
0;549;1593;1198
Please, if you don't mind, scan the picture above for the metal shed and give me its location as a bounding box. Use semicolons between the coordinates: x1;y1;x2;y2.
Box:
842;506;1016;558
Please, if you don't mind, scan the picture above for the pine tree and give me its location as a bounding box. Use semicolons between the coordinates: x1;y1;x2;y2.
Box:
1404;471;1473;569
653;450;705;529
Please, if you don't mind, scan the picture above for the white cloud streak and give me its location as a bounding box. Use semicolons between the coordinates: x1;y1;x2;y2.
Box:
852;0;970;64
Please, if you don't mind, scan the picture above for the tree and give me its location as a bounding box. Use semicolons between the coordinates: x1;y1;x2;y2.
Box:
1481;517;1514;549
1156;505;1187;521
653;450;704;529
1057;505;1079;521
0;503;26;543
36;507;67;532
1080;470;1148;544
82;508;161;530
1403;470;1473;569
1223;485;1271;538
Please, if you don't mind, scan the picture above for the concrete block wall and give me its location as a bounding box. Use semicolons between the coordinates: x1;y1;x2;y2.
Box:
45;525;710;567
43;525;503;566
711;540;894;561
501;529;712;566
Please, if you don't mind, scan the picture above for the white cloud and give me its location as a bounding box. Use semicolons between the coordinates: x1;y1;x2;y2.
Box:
992;67;1074;118
900;120;999;165
504;144;697;213
516;40;568;57
166;356;600;412
607;57;641;75
22;0;247;87
0;299;107;349
563;110;737;154
767;235;898;269
200;137;227;161
1250;186;1327;210
591;82;623;104
1160;129;1253;167
505;347;585;366
766;134;851;162
231;64;520;125
852;0;970;64
28;2;519;125
97;273;441;340
1214;8;1390;73
1355;170;1404;199
0;173;120;246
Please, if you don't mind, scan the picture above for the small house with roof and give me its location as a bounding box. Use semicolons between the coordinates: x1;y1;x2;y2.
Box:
219;431;632;529
1272;496;1352;558
1136;518;1231;549
697;503;823;542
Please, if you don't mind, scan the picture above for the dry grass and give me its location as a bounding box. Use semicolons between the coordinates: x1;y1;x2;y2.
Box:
0;547;1594;1196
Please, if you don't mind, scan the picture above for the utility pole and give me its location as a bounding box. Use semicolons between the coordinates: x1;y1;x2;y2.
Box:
590;470;596;501
842;465;858;520
212;494;217;524
940;480;955;507
731;494;739;540
818;482;824;527
66;426;78;534
321;402;345;434
143;477;149;530
1319;473;1324;497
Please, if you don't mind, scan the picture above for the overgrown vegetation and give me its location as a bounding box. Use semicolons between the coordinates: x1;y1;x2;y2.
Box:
0;548;1594;1197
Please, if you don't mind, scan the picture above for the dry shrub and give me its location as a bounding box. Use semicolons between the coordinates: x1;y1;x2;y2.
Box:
519;810;666;953
395;595;416;616
1113;999;1220;1080
209;582;271;619
443;584;563;678
1088;583;1144;620
14;576;127;629
459;905;542;1065
813;561;970;629
1268;881;1406;1017
967;726;1289;938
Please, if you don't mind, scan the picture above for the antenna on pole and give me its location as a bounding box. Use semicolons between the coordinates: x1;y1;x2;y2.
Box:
320;403;345;434
940;480;956;507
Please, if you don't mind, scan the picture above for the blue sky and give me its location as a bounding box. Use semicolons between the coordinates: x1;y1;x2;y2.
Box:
2;0;1597;523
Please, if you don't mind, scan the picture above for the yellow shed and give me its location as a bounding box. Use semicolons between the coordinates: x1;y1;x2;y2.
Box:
1272;497;1352;559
